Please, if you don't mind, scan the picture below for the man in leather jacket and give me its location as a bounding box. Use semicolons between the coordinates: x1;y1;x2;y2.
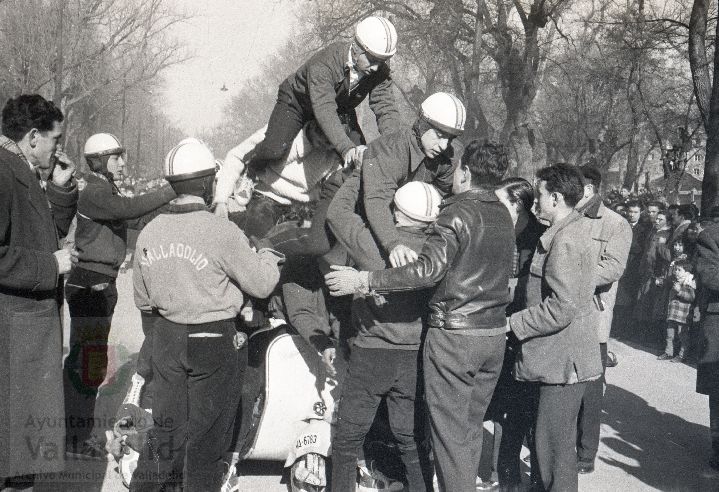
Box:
325;140;515;492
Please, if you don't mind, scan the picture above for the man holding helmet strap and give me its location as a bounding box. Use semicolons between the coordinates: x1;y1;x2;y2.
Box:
63;132;176;456
214;16;401;224
130;139;282;492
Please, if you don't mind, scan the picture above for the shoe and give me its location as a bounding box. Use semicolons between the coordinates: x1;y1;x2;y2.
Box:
357;461;403;492
475;476;500;490
670;355;686;363
577;460;595;474
220;461;241;492
657;353;673;360
605;351;618;368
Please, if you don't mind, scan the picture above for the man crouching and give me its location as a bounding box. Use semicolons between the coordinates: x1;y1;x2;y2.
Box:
130;139;283;491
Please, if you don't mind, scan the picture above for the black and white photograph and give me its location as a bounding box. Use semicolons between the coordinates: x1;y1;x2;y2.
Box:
0;0;717;490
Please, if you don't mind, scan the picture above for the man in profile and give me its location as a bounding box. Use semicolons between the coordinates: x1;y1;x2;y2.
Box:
0;94;78;489
508;163;603;491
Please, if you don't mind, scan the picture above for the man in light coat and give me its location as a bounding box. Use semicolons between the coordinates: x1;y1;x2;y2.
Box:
508;163;603;491
0;94;77;488
574;166;632;474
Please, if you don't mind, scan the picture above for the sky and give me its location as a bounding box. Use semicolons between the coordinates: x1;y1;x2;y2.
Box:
161;0;301;134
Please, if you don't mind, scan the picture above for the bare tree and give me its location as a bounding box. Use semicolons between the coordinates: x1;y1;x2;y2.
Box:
689;0;719;213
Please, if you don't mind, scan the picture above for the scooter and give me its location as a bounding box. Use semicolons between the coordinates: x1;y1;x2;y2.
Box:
111;319;402;492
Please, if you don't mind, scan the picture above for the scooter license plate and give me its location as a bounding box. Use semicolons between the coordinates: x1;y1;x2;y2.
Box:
295;433;319;449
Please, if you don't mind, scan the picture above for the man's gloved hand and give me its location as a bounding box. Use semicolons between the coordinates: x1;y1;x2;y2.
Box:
321;347;337;378
324;265;370;297
389;244;418;268
342;145;367;168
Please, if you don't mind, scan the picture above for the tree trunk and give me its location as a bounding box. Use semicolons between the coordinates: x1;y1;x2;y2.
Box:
691;0;719;213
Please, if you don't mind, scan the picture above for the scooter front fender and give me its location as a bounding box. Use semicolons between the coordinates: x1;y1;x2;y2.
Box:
284;418;332;467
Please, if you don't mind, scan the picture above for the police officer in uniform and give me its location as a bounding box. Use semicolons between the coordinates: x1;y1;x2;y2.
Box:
130;139;282;492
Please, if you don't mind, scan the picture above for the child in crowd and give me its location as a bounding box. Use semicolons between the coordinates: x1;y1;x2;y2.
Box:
658;258;696;362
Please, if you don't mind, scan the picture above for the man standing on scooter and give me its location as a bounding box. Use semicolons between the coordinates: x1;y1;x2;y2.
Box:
214;16;401;256
130;139;282;491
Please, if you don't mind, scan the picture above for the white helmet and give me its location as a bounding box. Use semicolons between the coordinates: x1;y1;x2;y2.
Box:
84;133;125;158
163;138;216;182
394;181;442;223
355;16;397;60
420;92;466;136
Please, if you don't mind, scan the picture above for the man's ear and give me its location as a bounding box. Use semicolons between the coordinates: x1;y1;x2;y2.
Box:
27;128;39;148
551;191;562;207
462;165;470;184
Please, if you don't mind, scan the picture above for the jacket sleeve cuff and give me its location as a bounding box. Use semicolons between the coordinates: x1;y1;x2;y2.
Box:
508;313;528;341
46;180;78;205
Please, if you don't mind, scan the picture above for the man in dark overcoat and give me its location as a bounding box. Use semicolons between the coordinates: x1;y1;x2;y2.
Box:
0;94;77;488
694;214;719;471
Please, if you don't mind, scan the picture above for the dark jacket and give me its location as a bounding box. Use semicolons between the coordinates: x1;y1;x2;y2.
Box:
75;172;175;279
616;218;653;305
0;146;77;476
368;189;515;332
280;41;401;157
281;256;352;353
325;168;433;348
352;227;432;350
362;126;460;254
695;224;719;395
507;210;546;316
509;211;603;384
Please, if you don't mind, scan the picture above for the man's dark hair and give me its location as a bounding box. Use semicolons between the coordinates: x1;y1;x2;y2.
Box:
2;94;63;142
625;200;642;211
667;204;680;213
536;163;584;207
677;203;697;222
646;200;665;211
578;165;602;190
461;140;508;187
499;177;534;212
709;205;719;219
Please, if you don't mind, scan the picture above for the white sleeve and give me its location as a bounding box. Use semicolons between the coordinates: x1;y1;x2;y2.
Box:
213;125;268;204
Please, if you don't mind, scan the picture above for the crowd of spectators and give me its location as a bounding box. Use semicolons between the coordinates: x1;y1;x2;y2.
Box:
603;187;703;361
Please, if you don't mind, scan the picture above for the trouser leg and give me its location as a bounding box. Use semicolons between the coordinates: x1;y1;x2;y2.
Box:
136;311;158;409
497;381;538;487
386;350;428;492
710;393;719;458
331;347;389;492
185;322;245;492
63;282;118;448
423;330;505;492
228;194;290;239
665;322;676;356
534;382;587;492
677;323;689;357
130;319;188;492
576;343;607;463
249;97;306;166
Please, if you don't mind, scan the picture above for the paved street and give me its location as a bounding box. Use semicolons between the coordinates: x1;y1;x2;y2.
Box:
36;270;719;491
